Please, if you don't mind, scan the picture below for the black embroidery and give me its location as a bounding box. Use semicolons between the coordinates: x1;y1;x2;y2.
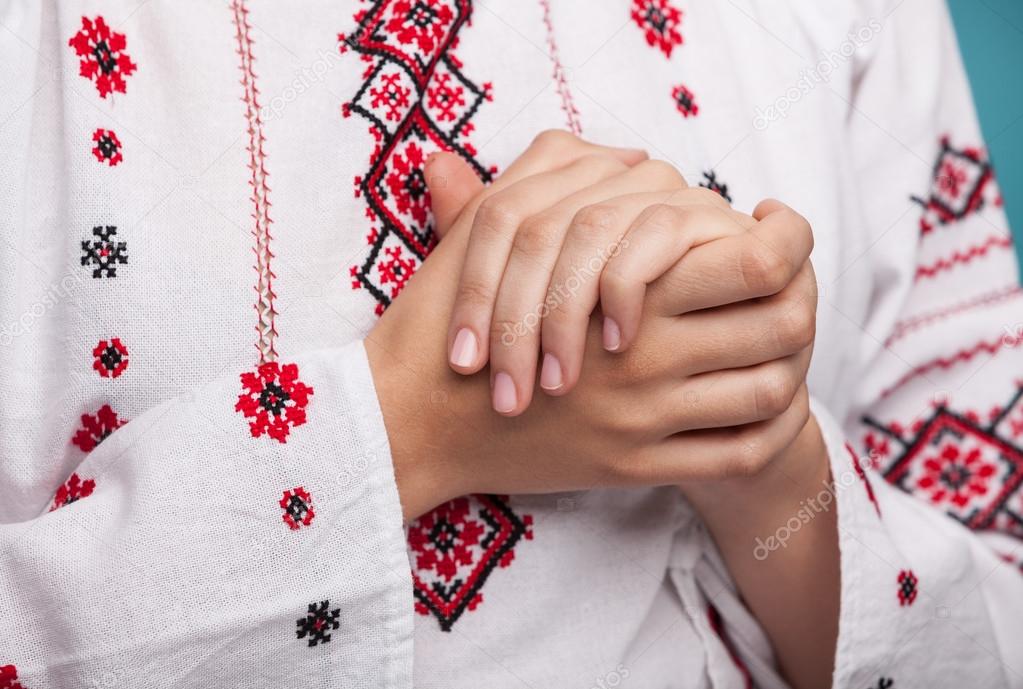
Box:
80;225;127;278
700;170;732;203
296;600;340;647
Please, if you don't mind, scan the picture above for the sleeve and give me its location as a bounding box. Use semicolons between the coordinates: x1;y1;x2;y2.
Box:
0;342;414;688
815;0;1023;686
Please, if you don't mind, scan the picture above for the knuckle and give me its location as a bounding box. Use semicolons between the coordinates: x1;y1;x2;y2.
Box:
636;159;686;187
578;153;629;176
473;197;519;240
514;215;562;257
531;128;577;152
490;316;528;349
572;203;620;235
728;434;773;478
641;203;683;235
687;186;731;208
753;369;797;419
775;301;816;351
739;243;790;295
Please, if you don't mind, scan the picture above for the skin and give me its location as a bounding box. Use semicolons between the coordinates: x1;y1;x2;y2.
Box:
365;131;839;689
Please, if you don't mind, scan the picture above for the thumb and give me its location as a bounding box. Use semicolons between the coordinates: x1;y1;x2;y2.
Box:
426;151;485;240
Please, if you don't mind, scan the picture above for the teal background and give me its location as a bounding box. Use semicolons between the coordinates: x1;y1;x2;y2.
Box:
947;0;1023;265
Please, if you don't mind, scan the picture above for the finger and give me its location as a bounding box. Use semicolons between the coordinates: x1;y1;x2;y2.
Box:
658;262;817;376
448;154;630;377
426;152;485;239
631;384;810;484
648;199;814;315
488;160;687;415
650;347;812;435
599;200;752;353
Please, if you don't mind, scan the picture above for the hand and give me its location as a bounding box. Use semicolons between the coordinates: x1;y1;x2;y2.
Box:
364;132;816;521
443;139;756;415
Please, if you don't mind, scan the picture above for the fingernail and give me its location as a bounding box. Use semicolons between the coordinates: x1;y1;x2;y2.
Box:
540;353;564;390
492;372;517;413
450;328;478;368
603;317;621;351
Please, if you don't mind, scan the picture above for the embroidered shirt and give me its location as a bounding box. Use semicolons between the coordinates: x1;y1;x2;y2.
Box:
0;1;1021;687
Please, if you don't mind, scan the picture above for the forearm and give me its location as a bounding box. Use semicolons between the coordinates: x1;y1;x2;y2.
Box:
683;415;839;689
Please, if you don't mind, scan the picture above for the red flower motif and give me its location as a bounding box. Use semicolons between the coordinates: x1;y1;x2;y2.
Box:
91;128;123;166
235;362;313;443
72;404;126;452
916;441;997;508
68;16;137;98
863;432;890;467
280;486;315;530
385;0;455;55
671;83;699;118
50;473;97;512
427;73;466;122
92;337;129;378
370;72;412;121
385;141;431;230
376;246;418;298
897;569;918;606
631;0;684;58
0;665;25;689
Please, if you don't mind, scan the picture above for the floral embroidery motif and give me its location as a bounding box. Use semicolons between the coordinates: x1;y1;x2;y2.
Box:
672;83;698;118
341;0;496;315
409;494;533;631
0;665;25;689
81;225;127;279
897;570;918;606
72;404;125;452
296;600;340;647
863;386;1023;538
913;136;1001;235
630;0;684;58
280;487;315;530
50;473;96;512
68;16;137;99
92;338;129;378
235;362;313;443
91;128;123;166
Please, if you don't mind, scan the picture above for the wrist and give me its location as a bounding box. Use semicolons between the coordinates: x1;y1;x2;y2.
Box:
365;333;467;522
681;414;830;536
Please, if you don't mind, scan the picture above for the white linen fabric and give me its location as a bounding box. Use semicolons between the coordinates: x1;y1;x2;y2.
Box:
0;0;1021;687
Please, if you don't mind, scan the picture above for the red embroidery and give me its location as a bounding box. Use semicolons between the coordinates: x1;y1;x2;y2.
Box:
230;0;279;365
630;0;684;58
864;388;1023;538
235;362;313;443
880;332;1023;399
914;234;1013;282
886;284;1023;346
672;83;698;117
91;128;122;166
848;443;880;517
409;494;532;631
707;605;752;689
540;0;582;135
897;570;918;606
0;665;25;689
341;0;496;315
92;337;129;378
68;16;137;99
50;473;96;512
72;404;125;452
280;487;315;530
913;136;998;235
